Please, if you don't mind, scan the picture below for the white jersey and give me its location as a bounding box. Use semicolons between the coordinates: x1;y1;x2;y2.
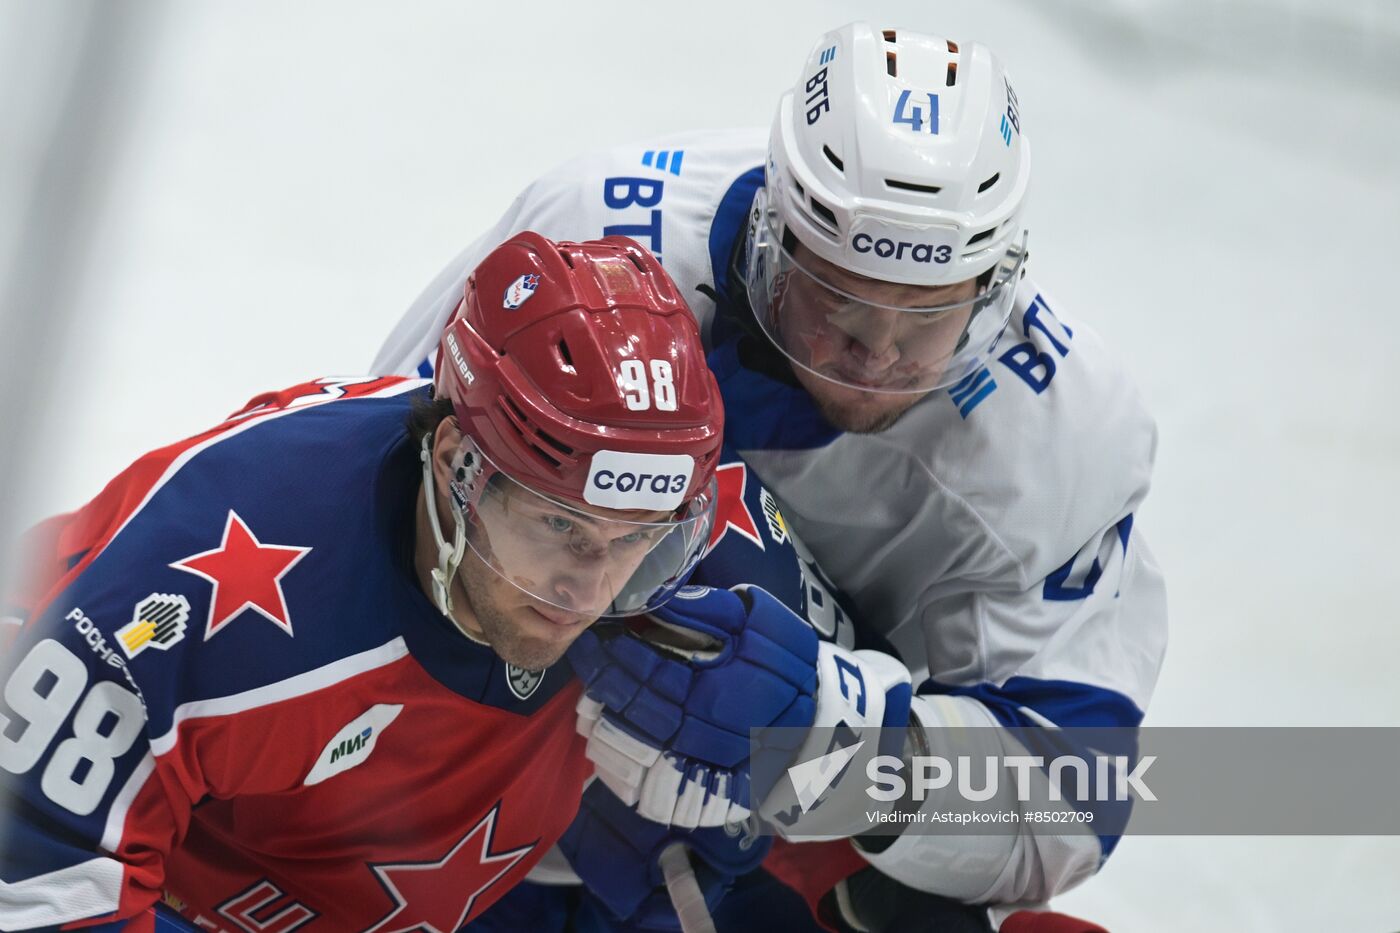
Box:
375;129;1168;908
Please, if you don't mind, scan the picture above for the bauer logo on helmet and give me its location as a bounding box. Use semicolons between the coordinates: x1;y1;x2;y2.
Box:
445;332;475;384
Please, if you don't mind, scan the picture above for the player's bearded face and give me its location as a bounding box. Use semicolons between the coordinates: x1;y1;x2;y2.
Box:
414;451;666;669
774;243;979;433
455;489;668;670
418;419;708;671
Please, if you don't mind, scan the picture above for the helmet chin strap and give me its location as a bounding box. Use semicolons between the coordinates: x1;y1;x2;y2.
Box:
419;433;485;621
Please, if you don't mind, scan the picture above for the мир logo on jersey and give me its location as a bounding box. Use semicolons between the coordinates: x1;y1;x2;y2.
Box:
116;593;190;658
503;273;540;310
304;704;403;786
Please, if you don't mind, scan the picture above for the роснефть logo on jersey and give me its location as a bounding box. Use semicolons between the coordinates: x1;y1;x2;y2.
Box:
116;593;191;658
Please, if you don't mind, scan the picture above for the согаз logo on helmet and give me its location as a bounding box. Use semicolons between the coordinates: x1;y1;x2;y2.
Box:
851;233;952;265
593;471;686;494
584;450;695;511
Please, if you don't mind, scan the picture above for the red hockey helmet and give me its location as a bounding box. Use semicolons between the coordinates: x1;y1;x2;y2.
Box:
426;232;723;618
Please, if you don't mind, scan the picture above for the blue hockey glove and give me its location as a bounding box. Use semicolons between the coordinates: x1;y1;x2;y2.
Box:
558;779;772;933
568;585;818;827
755;643;913;840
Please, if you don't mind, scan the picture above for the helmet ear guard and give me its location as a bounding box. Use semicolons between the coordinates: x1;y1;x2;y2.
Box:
447;436;489;518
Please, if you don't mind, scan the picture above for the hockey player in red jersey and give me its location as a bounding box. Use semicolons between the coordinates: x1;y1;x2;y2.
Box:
0;233;818;932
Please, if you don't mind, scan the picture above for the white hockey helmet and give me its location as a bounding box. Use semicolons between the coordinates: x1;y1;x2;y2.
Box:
745;23;1031;394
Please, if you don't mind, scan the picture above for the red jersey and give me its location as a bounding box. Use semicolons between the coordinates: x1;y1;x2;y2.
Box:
0;378;592;932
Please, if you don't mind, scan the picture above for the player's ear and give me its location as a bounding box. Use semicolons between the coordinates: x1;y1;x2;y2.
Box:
430;415;463;500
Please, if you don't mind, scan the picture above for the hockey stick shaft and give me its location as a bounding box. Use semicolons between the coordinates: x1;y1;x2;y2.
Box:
659;842;718;933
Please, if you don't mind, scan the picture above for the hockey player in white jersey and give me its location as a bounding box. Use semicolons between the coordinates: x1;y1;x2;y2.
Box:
379;22;1167;931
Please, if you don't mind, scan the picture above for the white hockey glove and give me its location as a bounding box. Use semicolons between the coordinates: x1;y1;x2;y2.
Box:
755;642;913;841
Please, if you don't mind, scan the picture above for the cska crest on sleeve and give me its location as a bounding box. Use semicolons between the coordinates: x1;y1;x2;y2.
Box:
171;510;312;640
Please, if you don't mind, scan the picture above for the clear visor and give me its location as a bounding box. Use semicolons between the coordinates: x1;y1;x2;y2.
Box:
456;443;717;619
746;200;1028;394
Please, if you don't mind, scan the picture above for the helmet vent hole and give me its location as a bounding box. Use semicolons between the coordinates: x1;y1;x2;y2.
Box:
885;178;942;196
558;249;575;269
790;174;805;199
967;227;995;247
498;395;573;468
530;444;562;469
556;340;576;374
500;394;528;429
883;29;897;43
947;40;959;54
809;199;838;231
886;51;897;77
822;145;844;172
535;428;573;458
537;432;573;459
977;172;1000;193
946;62;958;87
626;251;647;273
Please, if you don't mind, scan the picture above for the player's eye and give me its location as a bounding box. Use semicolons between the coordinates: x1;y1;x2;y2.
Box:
814;290;852;312
543;515;574;535
614;526;667;549
824;302;871;327
909;311;950;328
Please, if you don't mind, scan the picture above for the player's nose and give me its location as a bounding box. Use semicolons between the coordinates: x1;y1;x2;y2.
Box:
840;309;902;368
848;336;901;372
549;564;615;614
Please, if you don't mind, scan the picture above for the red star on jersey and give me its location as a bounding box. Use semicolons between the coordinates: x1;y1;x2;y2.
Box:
366;803;535;933
707;462;765;553
171;510;311;641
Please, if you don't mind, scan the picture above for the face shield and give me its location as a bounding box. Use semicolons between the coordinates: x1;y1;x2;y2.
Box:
428;435;717;620
745;189;1028;395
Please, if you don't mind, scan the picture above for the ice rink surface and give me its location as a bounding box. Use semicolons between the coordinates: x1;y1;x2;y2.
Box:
1;1;1397;929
